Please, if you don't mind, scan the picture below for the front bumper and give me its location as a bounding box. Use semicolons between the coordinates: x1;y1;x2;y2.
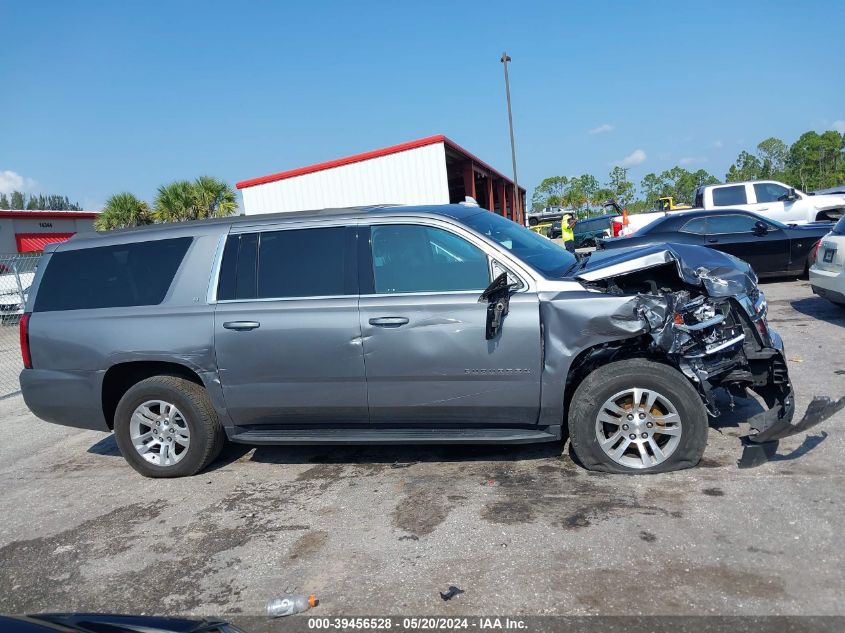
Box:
736;324;844;467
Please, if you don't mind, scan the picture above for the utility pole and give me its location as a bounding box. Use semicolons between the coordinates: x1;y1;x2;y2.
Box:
500;52;521;224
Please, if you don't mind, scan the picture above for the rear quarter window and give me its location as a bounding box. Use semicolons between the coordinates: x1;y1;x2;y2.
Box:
33;237;192;312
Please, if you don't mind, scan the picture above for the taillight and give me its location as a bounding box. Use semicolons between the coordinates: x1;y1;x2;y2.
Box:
20;312;31;369
811;239;821;261
612;220;622;237
755;317;770;341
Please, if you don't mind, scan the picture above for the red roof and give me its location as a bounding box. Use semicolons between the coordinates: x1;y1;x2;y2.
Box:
0;210;99;219
236;134;524;192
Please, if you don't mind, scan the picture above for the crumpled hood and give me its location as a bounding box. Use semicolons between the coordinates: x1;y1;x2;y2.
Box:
573;242;758;297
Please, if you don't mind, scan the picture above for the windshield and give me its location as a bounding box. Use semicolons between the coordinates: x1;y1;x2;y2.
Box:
461;211;576;278
833;215;845;235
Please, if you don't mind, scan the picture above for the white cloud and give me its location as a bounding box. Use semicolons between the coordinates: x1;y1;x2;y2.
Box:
588;123;614;135
711;140;723;148
615;149;647;167
832;120;845;133
679;156;708;166
0;170;38;195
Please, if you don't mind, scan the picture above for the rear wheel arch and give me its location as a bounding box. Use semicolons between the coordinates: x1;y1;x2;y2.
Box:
102;361;205;430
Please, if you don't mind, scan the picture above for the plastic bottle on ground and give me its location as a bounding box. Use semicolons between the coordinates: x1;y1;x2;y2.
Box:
267;594;317;617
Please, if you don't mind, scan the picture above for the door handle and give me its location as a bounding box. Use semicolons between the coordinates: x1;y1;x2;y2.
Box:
758;206;769;211
223;321;260;331
368;316;409;327
707;238;719;243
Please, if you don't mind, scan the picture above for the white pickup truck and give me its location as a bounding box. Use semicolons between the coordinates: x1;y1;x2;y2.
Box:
612;180;845;236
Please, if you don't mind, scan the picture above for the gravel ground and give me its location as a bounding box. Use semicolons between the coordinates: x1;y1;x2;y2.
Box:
0;279;843;618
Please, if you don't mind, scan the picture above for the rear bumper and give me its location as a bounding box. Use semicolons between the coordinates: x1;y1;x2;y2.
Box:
810;266;845;303
20;368;109;431
811;284;845;304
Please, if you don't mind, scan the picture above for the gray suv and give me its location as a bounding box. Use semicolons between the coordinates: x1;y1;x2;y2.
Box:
20;205;812;477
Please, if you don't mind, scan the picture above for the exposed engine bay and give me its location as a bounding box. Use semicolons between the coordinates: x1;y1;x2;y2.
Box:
535;243;843;467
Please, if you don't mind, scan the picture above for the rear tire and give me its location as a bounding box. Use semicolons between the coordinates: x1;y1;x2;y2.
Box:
568;359;708;474
114;375;224;478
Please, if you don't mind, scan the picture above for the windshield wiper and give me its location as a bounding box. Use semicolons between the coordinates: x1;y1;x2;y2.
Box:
564;251;591;277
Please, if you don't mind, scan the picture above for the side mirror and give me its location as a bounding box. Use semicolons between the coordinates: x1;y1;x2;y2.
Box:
753;220;769;236
479;272;519;340
779;187;799;202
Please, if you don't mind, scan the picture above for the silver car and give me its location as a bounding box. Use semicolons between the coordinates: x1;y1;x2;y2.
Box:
20;205;819;477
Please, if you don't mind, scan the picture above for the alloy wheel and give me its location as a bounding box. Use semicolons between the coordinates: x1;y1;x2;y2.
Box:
594;387;682;469
129;400;190;467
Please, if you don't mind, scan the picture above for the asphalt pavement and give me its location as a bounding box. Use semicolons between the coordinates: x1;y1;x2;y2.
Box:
1;279;843;618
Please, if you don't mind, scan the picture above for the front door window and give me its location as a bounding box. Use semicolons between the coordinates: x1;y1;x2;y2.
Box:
370;224;490;294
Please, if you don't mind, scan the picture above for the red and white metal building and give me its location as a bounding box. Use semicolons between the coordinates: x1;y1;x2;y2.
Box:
0;210;99;254
236;135;526;224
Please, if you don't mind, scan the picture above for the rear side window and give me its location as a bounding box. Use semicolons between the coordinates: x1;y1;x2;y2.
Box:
706;214;759;233
712;185;747;206
217;227;356;300
34;237;191;312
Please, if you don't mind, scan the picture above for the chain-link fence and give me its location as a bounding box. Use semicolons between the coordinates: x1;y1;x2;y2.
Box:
0;253;42;398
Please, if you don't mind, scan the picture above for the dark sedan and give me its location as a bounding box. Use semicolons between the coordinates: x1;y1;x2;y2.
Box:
598;209;832;278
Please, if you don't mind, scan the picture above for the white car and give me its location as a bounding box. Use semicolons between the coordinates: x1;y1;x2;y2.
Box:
0;270;35;322
694;180;845;224
810;216;845;306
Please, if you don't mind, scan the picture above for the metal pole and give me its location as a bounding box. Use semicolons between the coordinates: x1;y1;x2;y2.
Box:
500;52;521;223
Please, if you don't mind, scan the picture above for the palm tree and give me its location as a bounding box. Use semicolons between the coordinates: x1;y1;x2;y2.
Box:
95;193;152;231
154;177;238;222
192;175;238;219
154;180;195;223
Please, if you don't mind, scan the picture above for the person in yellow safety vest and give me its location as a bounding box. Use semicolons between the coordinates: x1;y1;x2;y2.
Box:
559;215;577;252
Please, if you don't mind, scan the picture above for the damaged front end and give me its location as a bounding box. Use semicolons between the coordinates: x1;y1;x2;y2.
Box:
574;243;839;467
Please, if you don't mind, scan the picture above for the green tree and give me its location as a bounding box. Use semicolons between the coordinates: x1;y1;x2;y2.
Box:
756;137;788;180
0;193;8;208
562;174;600;212
10;191;25;209
786;130;845;190
154;177;238;222
592;187;615;206
531;176;568;209
639;172;664;207
95;193;152;231
726;151;763;182
154;180;195;222
192;175;238;219
606;166;634;207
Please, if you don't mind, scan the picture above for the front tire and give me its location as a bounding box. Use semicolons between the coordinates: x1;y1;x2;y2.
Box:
568;359;708;473
114;375;224;478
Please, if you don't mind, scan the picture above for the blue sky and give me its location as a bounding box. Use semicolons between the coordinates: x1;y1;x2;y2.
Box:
1;0;843;210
